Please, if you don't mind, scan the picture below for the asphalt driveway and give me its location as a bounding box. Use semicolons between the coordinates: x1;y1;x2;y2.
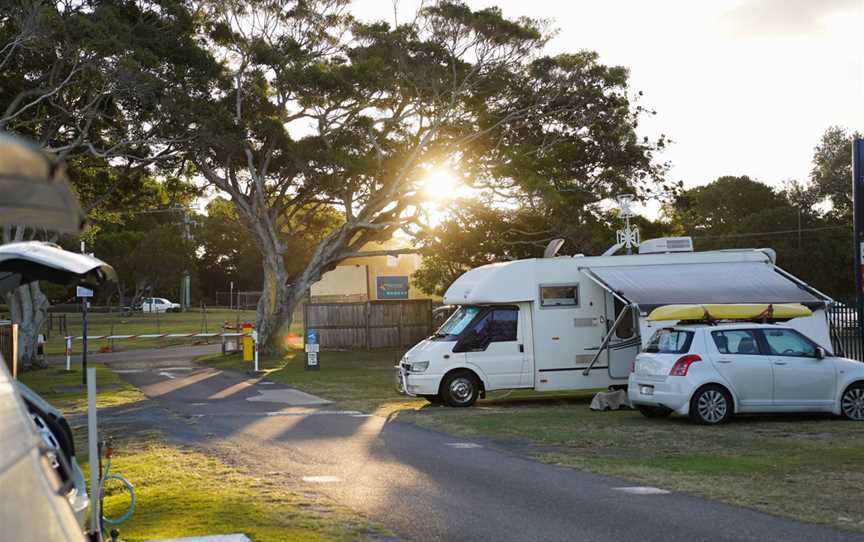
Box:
102;350;863;542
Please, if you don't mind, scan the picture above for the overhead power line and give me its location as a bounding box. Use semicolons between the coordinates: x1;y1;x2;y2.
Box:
691;225;850;240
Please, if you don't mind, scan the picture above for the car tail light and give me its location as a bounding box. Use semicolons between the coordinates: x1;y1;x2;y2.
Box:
669;354;701;376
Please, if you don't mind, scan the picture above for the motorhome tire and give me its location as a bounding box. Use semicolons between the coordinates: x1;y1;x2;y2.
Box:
441;371;480;407
689;385;733;425
637;405;672;418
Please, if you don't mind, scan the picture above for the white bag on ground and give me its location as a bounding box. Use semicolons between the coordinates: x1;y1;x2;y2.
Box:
590;389;631;411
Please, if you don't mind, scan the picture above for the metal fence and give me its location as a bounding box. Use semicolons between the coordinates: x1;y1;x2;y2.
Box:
304;299;433;350
828;301;864;361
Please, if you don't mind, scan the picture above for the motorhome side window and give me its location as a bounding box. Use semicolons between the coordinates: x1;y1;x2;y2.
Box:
540;284;578;307
613;298;635;339
471;308;518;342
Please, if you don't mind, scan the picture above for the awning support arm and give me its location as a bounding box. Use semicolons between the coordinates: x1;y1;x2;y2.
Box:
579;268;629;305
583;303;636;376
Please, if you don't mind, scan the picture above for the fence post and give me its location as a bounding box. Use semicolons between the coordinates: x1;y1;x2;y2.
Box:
365;301;371;351
303;301;309;353
398;302;405;348
427;299;433;337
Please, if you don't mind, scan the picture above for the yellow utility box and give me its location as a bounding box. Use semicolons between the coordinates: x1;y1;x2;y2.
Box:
242;322;253;362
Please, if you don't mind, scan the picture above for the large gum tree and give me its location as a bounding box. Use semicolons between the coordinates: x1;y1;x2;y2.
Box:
191;0;665;353
0;0;220;365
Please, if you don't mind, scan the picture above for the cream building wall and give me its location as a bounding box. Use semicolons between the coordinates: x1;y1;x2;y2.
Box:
309;240;426;301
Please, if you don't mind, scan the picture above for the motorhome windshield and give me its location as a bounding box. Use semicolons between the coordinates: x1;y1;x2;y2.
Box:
434;306;482;339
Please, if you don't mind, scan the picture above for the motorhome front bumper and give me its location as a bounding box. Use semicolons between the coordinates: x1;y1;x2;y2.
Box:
395;364;410;395
395;363;441;396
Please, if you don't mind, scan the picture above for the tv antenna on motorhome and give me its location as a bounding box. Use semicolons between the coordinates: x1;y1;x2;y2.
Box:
616;194;640;255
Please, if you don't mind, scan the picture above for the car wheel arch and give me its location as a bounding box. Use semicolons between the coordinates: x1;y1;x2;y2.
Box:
838;379;864;409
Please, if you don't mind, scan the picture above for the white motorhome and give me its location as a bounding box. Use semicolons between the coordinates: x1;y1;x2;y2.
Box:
396;237;833;406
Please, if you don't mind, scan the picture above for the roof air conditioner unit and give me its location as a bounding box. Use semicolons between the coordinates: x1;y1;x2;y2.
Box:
638;237;694;254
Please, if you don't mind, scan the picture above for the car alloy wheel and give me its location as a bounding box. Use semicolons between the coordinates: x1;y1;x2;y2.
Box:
841;386;864;421
690;386;732;425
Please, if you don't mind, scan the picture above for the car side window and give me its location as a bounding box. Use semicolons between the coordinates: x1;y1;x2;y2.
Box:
712;330;762;355
762;329;818;358
471;308;518;343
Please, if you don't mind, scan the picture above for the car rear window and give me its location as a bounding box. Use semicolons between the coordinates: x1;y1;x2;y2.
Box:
644;328;694;354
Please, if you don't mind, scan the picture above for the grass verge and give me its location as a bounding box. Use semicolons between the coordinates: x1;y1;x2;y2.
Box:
18;364;145;414
200;348;864;532
90;434;391;542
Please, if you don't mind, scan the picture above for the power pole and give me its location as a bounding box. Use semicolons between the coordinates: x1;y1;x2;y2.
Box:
178;207;193;311
852;139;864;351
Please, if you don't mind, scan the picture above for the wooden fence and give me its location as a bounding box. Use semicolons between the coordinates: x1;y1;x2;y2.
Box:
303;299;433;350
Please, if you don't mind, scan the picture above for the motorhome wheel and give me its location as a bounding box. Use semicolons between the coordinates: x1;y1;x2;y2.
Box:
442;371;480;407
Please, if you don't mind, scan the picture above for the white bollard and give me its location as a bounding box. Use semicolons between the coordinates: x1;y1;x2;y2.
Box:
252;330;259;372
86;367;99;536
65;336;72;371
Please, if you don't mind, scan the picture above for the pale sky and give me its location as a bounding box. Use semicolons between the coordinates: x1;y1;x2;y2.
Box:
354;0;864;193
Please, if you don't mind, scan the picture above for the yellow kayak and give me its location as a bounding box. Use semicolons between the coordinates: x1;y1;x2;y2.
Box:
648;303;812;322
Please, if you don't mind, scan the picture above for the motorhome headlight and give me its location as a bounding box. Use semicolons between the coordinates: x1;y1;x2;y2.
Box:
409;361;430;373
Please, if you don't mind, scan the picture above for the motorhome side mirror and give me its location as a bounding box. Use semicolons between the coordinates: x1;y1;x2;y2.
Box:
815;347;826;359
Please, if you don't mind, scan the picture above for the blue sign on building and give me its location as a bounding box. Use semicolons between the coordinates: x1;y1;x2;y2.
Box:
376;276;409;300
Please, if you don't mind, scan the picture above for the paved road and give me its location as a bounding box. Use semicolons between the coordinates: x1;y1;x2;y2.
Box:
107;351;862;542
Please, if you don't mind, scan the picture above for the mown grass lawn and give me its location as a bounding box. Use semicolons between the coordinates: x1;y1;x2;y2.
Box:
200;348;864;532
44;309;260;355
18;363;145;414
90;435;391;542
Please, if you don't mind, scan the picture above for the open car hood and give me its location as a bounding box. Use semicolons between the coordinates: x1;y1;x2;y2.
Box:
0;241;116;294
0;133;85;233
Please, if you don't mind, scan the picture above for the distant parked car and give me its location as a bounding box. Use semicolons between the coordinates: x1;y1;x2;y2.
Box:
141;297;181;313
629;323;864;424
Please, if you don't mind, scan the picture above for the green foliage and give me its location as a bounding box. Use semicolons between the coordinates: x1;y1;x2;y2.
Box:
809;126;861;220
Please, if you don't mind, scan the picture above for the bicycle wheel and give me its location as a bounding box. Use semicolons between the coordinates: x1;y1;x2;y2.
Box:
101;473;136;526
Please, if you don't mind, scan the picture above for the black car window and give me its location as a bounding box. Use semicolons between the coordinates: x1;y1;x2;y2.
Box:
712;330;761;355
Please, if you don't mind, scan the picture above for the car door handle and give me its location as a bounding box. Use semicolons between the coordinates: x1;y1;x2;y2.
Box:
716;359;733;364
774;361;788;366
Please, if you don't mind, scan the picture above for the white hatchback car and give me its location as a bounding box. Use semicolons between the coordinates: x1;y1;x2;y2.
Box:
628;323;864;424
141;297;181;313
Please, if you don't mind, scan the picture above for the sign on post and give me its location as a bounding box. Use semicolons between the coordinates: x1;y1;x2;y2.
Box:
305;329;319;370
76;286;93;298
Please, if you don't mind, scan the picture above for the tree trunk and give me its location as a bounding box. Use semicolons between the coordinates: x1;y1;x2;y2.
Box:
256;252;293;354
5;281;49;369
